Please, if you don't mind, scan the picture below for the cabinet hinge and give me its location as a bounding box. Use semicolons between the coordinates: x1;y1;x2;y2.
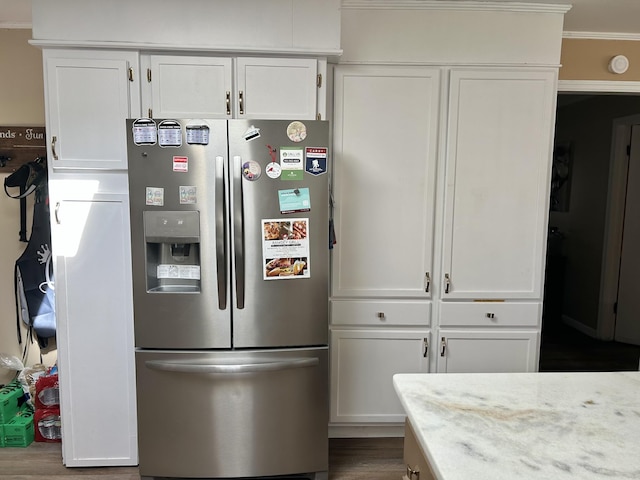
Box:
128;67;134;82
317;73;322;88
147;68;152;83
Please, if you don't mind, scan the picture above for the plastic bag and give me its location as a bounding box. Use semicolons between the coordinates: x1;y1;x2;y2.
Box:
0;353;24;372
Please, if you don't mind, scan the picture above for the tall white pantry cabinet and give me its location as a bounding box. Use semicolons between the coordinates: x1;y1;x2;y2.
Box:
329;1;569;434
34;0;339;462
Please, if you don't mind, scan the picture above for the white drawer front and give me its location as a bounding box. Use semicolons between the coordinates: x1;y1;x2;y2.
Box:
331;300;431;327
439;302;540;327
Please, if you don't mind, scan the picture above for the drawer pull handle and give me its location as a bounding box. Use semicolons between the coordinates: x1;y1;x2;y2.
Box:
486;313;495;319
377;312;385;320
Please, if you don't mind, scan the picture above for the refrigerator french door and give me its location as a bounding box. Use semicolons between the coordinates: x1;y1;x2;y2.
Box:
127;119;329;479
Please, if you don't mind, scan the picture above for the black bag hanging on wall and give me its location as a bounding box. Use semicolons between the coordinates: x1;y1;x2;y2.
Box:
4;158;56;349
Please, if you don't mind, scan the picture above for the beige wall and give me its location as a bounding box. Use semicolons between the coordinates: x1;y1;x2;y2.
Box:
560;38;640;81
0;28;51;385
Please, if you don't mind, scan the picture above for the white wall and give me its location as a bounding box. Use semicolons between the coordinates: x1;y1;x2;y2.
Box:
0;28;54;385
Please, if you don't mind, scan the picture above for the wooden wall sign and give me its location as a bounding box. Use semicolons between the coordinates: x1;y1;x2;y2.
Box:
0;126;47;174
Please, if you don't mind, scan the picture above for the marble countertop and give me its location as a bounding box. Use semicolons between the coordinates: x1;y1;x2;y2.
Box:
393;372;640;480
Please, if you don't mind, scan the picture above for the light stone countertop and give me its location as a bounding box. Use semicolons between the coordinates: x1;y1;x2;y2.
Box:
393;372;640;480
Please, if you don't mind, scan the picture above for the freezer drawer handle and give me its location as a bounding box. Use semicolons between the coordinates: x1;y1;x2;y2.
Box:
145;357;319;374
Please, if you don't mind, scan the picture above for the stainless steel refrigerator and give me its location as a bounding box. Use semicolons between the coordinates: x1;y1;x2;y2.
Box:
126;118;330;479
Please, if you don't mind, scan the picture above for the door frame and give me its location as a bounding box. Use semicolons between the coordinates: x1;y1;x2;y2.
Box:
557;80;640;340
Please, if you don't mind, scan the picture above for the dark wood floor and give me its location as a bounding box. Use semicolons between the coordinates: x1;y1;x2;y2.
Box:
0;438;405;480
539;321;640;372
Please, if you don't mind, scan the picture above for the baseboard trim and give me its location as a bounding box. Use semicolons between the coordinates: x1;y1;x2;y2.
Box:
562;314;598;339
329;424;404;438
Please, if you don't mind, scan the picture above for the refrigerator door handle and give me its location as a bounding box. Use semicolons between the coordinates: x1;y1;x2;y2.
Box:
145;357;319;374
215;155;227;309
232;155;245;309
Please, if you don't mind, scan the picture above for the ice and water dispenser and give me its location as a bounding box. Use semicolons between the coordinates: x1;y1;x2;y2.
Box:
143;210;201;293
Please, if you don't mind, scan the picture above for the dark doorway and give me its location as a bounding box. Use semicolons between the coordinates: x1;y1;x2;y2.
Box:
539;93;640;372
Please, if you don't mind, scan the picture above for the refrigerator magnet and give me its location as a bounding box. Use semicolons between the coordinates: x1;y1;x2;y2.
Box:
158;120;183;148
265;162;282;179
173;156;188;172
286;121;307;142
280;147;304;181
145;187;164;206
305;147;327;176
132;118;157;146
242;160;262;181
179;186;197;204
243;125;261;141
185;123;210;145
278;188;311;214
262;218;310;280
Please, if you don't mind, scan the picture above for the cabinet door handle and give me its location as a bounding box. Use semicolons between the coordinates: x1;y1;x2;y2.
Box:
239;90;244;115
486;312;495;319
55;202;61;224
377;312;385;320
423;338;429;358
444;273;451;294
440;337;447;357
226;91;231;116
51;136;58;161
406;464;420;480
425;272;430;293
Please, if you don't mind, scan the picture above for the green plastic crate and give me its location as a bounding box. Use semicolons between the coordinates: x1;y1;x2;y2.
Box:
3;408;34;448
0;381;23;423
0;423;4;447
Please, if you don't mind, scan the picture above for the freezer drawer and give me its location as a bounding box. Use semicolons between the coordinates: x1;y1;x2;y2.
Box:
136;348;328;478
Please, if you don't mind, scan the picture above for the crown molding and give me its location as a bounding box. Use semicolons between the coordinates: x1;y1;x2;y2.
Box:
563;31;640;41
558;80;640;93
341;1;571;14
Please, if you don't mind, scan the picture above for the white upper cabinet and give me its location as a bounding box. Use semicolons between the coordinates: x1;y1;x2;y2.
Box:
44;50;141;170
147;55;233;118
441;68;556;300
143;55;319;120
235;57;318;120
332;65;441;298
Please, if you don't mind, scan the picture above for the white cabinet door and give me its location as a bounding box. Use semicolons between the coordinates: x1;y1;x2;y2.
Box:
332;65;441;298
235;57;318;120
144;56;319;120
147;55;233;118
44;50;140;170
436;329;539;373
330;328;430;423
52;191;137;466
442;68;556;300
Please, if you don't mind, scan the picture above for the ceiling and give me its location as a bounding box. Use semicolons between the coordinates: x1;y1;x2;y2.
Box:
3;0;640;36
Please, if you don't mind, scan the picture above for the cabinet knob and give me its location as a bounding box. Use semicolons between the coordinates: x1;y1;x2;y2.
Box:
377;312;385;320
486;313;495;319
